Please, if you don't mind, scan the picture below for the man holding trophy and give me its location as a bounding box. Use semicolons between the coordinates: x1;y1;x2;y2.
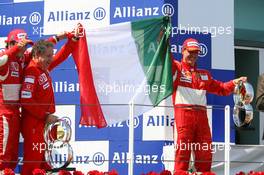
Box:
20;27;81;175
172;38;247;173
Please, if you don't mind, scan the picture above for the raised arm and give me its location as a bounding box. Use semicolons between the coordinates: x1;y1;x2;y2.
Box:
48;37;77;71
48;25;82;71
206;72;247;96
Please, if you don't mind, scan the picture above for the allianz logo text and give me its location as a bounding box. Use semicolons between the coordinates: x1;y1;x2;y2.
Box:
146;115;174;127
79;116;140;129
112;152;159;164
53;152;105;166
47;7;106;22
113;3;174;18
0;12;41;26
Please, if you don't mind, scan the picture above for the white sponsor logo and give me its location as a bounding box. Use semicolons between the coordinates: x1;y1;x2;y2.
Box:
11;71;19;77
38;73;48;85
17;33;27;40
187;41;199;47
0;15;27;25
21;91;32;98
10;62;19;71
43;82;50;89
170;43;208;57
0;11;41;26
199;43;208;57
29;12;41;25
200;74;209;81
25;77;35;84
162;3;174;17
113;6;159;18
53;81;79;93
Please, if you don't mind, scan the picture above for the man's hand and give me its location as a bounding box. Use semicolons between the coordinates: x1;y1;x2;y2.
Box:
70;23;84;41
55;31;68;41
46;114;59;125
233;76;247;85
73;23;84;38
17;38;33;48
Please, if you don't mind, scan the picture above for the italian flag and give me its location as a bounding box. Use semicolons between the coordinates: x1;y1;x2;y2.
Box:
72;17;173;128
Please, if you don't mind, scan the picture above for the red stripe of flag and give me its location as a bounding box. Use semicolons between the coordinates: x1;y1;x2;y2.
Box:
71;25;106;128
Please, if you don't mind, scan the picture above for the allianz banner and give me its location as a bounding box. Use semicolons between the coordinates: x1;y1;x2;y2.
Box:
0;0;234;174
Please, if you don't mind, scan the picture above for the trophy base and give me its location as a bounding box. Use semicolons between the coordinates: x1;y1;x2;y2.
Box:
48;167;76;172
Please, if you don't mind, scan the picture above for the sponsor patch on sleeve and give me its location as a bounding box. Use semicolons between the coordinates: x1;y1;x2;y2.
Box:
200;74;208;81
10;62;19;71
11;71;19;77
24;76;35;84
43;82;50;90
21;91;32;99
38;73;48;85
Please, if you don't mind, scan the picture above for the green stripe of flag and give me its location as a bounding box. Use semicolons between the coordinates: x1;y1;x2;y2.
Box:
131;17;173;106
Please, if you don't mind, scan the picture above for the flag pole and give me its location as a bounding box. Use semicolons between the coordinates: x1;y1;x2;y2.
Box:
128;100;135;175
127;78;148;175
224;105;230;175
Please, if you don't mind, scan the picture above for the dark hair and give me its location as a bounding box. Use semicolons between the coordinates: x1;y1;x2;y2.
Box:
5;41;17;49
31;40;54;58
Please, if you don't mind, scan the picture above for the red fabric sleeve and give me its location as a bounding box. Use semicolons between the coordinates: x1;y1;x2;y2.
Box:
205;71;235;96
47;36;57;45
20;67;48;120
171;57;181;90
0;45;21;58
0;46;21;76
172;59;180;76
48;39;76;71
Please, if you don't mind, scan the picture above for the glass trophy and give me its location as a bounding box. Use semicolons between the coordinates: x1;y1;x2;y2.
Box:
44;119;75;172
233;82;254;127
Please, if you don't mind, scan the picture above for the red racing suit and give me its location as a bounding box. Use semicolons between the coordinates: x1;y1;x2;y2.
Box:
0;45;30;170
20;39;76;175
172;60;235;172
0;36;60;170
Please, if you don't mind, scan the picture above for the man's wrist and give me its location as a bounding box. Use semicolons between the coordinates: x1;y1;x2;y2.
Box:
54;35;60;43
72;36;79;42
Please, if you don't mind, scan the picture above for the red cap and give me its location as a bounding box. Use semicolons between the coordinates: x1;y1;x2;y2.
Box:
182;38;200;52
5;29;28;43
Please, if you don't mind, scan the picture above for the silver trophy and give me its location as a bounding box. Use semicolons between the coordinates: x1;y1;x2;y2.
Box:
233;82;254;127
44;118;74;171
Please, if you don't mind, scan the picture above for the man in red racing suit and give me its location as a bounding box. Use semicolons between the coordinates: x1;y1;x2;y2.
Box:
20;33;79;175
172;38;247;173
0;29;33;170
0;28;71;171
